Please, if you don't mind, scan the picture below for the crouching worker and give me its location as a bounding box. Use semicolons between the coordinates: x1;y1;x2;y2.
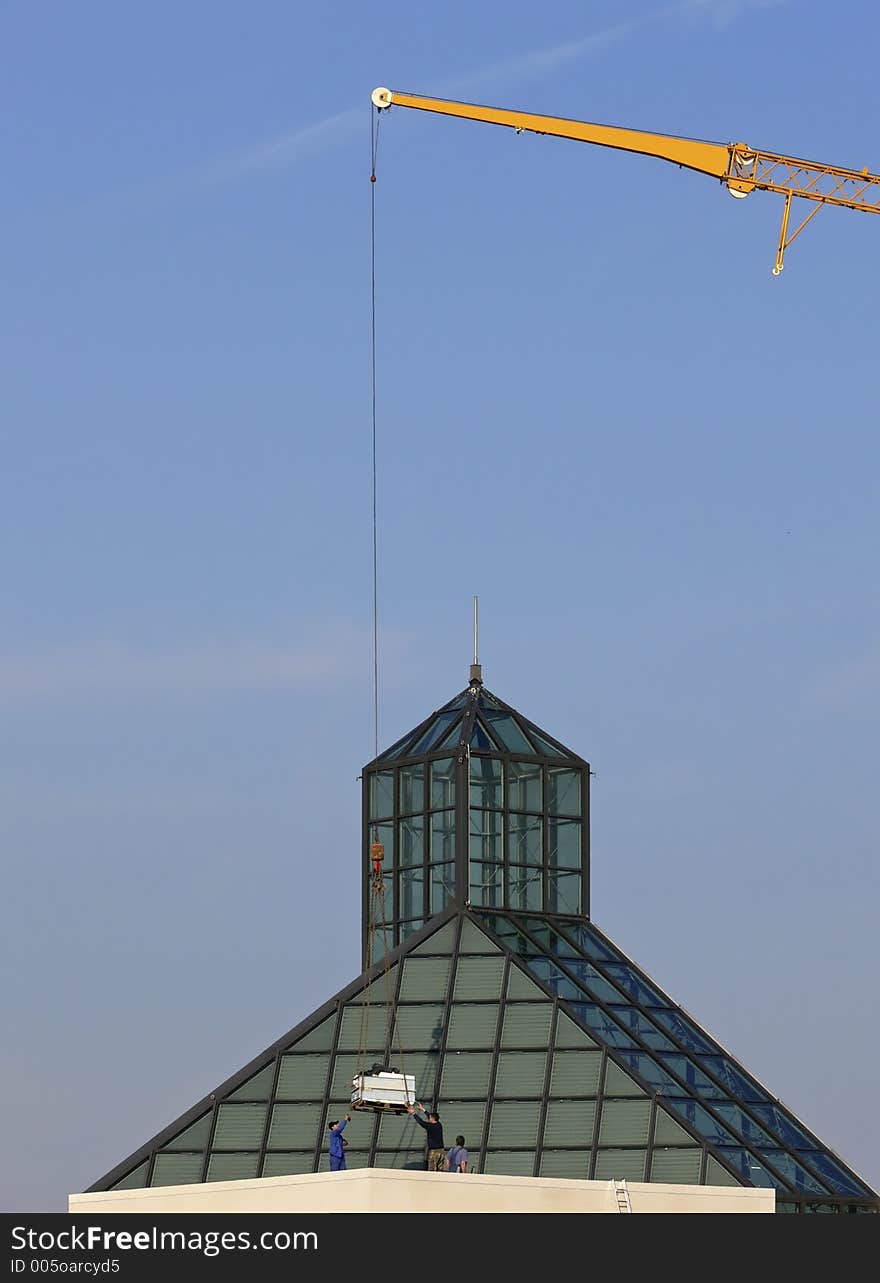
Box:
327;1112;351;1171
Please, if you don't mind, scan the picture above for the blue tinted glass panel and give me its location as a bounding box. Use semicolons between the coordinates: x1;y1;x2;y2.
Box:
376;731;415;763
602;964;668;1008
470;756;503;809
480;914;541;955
399;765;425;814
430;758;456;809
562;961;622;1006
508;813;542;865
469;861;503;908
667;1101;739;1147
697;1056;769;1103
398;816;424;868
516;917;580;959
649;1011;717;1054
617;1053;685;1095
660;1055;727;1099
713;1148;780;1189
470;720;498;750
565;1003;637;1049
430;810;455;862
548;818;581;869
438;719;464;749
609;1008;676;1051
483;710;534;753
444;692;471;710
547;769;581;815
369;772;394;820
711;1103;779;1148
469;809;502;862
548;870;581;915
792;1152;873;1198
756;1151;827;1194
508;761;542;812
410;711;460;755
553;922;621;963
751;1105;816;1151
509;867;542;911
524;957;585;1002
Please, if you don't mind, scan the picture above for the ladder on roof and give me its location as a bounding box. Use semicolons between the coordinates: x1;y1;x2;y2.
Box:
613;1179;633;1214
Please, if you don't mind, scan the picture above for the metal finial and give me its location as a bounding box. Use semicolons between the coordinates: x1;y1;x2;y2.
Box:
469;595;482;684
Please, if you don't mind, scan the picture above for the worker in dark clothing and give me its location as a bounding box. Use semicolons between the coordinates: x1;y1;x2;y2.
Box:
406;1100;445;1172
327;1112;351;1172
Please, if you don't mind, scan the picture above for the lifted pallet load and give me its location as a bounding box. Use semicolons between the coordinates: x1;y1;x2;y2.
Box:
351;1069;415;1114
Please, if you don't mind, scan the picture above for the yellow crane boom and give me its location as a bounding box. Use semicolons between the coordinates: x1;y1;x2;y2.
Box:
371;88;880;274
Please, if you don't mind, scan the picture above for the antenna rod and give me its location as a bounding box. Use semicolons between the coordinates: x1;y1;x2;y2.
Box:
470;595;482;684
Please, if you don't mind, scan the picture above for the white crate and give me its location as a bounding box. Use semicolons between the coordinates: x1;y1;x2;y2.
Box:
351;1071;416;1113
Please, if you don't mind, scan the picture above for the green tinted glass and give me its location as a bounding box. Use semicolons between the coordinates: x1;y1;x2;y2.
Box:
598;1100;651;1145
398;866;424;920
262;1153;315;1177
548;819;581;869
394;1005;446;1048
540;1150;590;1178
398;816;424;867
212;1104;267;1149
369;772;394;820
489;1101;541;1147
276;1054;330;1098
430;758;456;809
543;1100;596;1147
469;861;503;908
151;1154;204;1186
227;1064;274;1102
550;1050;602;1095
651;1149;702;1183
399;957;452;1001
441;1052;493;1096
430;810;455;862
207;1153;259;1183
494;1051;547;1095
547;769;581;815
509;867;542;911
429;862;455;914
470;757;503;809
162;1113;213;1151
508;814;542;865
548;870;581;914
268;1104;322;1149
446;1004;499;1048
469;808;503;861
501;1003;553;1048
399;764;425;814
508;760;543;811
454;956;505;1000
594;1149;647;1181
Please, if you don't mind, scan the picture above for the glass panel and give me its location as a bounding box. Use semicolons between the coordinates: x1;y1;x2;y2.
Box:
394;1004;446;1048
207;1153;259;1183
369;925;394;963
270;1103;325;1154
545;957;617;1004
483;1151;536;1176
227;1064;274;1102
608;1007;676;1050
598;1100;651;1145
548;818;581;869
276;1053;330;1098
527;727;575;759
508;760;542;811
509;867;543;911
757;1151;830;1195
262;1153;314;1177
653;1109;697;1146
412;919;458;954
376;728;417;762
494;1051;547;1095
554;1011;598;1049
712;1148;780;1189
400;918;424;942
438;719;464;749
288;1018;335;1053
212;1104;267;1149
603;1061;650;1098
483;710;534;754
540;1150;590;1178
648;1010;717;1055
552;921;621;963
369;771;394;820
111;1162;150;1191
469;861;504;908
454;956;506;1001
594;1149;647;1181
508;813;542;865
527;958;587;1002
446;1004;499;1048
384;1051;440;1100
650;1149;702;1184
696;1056;769;1103
372;1150;425;1171
398;957;452;1001
398;816;424;868
547;768;581;815
470;756;503;809
616;1053;682;1095
501;1003;552;1048
162;1113;213;1151
337;1005;389;1052
376;1109;427;1153
550;1049;602;1095
328;1053;368;1099
505;965;545;1000
710;1103;779;1148
750;1104;817;1152
399;764;425;814
564;1003;637;1048
705;1155;743;1187
458;916;501;954
548;870;581;915
398;866;424;921
429;862;455;914
430;809;455;862
602;964;669;1008
543;1100;597;1149
469;808;503;861
517;917;581;960
666;1101;740;1147
489;1100;542;1147
430;758;456;809
441;1052;493;1096
470;719;498;750
151;1154;204;1186
788;1152;872;1199
410;710;460;755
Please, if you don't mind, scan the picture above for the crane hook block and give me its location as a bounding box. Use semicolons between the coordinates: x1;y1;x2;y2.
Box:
370;841;385;874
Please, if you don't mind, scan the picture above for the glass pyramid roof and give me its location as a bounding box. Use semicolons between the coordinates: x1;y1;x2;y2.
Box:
371;685;583;766
89;909;878;1211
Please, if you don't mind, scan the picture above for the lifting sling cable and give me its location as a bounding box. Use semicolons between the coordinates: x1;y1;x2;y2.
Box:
355;111;412;1107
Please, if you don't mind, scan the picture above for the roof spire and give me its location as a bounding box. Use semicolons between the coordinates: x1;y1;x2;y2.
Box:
469;595;483;685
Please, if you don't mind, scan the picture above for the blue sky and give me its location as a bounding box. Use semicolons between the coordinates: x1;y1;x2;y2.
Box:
2;0;878;1209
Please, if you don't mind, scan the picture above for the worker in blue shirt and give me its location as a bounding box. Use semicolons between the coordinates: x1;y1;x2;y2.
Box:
327;1112;351;1171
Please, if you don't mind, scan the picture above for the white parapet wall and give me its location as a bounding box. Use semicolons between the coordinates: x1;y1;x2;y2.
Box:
70;1169;774;1214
